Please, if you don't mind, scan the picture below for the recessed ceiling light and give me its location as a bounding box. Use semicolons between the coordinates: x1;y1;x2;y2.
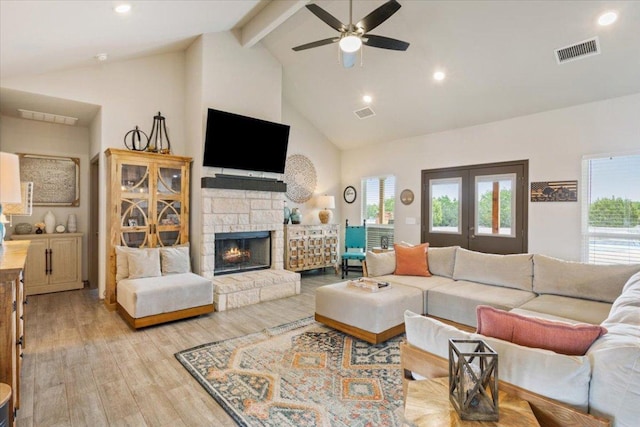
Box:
115;4;131;14
598;11;618;26
95;53;108;62
433;71;446;81
363;95;372;103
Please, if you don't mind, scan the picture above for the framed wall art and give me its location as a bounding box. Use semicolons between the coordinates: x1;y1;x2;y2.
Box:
530;180;577;202
18;153;80;206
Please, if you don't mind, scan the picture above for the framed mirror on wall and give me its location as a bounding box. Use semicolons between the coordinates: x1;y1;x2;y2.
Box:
18;153;80;206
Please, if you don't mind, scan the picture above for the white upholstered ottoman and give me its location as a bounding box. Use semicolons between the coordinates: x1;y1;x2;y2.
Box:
315;281;423;343
117;272;214;329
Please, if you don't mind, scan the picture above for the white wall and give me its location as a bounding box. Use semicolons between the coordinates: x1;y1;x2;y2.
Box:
0;34;344;297
341;93;640;261
1;52;187;298
282;100;342;226
0;115;90;278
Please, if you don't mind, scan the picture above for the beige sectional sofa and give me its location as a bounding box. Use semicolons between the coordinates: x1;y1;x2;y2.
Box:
364;246;640;427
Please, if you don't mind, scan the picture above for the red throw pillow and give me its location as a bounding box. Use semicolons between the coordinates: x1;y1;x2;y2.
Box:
476;305;607;356
394;243;431;277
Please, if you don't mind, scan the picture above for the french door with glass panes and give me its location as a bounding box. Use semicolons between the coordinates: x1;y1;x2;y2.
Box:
421;160;528;254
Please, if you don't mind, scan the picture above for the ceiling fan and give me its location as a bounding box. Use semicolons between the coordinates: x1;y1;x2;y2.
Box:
292;0;410;68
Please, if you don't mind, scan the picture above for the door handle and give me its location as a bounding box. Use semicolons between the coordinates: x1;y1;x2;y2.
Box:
469;227;476;239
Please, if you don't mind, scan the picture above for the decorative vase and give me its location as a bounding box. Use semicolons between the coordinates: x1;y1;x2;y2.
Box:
283;202;291;224
44;210;56;234
35;227;43;234
290;208;301;224
67;214;77;233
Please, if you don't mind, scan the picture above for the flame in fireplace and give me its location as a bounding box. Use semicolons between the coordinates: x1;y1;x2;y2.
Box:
223;247;251;263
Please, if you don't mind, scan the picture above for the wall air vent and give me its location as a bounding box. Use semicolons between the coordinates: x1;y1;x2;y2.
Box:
18;108;78;126
354;106;376;119
555;37;600;64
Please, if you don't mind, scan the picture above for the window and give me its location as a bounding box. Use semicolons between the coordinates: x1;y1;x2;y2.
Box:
361;175;395;250
582;153;640;264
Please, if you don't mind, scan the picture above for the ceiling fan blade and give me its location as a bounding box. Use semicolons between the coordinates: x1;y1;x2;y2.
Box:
306;3;347;32
292;37;339;52
356;0;401;33
362;34;410;51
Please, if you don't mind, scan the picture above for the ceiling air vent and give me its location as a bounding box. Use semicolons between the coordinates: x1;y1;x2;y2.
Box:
354;106;375;119
555;37;600;64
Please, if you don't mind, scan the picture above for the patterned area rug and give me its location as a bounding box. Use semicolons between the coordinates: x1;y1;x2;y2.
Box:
175;317;405;427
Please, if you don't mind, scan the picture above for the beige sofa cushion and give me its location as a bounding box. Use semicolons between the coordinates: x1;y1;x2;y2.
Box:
453;247;533;291
516;294;612;325
117;272;213;319
533;254;640;303
365;250;396;277
427;280;536;327
404;311;591;410
427;246;458;278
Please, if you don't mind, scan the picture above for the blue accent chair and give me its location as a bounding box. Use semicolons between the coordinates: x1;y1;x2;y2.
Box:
341;219;367;279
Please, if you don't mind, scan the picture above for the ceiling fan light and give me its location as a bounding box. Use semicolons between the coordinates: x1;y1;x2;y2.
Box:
339;35;362;53
342;51;357;68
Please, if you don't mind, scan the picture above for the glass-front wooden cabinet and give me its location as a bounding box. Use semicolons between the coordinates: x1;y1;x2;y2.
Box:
105;148;192;308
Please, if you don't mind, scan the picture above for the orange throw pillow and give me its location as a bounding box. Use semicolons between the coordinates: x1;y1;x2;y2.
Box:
394;243;431;277
476;305;607;356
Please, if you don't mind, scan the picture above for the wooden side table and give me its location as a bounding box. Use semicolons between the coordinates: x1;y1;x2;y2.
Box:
371;247;393;253
404;377;540;427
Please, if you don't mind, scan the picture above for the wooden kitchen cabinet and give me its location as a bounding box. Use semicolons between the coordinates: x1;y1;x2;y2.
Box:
11;233;83;295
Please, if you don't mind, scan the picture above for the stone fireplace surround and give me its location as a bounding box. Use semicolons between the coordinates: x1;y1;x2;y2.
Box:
200;176;301;311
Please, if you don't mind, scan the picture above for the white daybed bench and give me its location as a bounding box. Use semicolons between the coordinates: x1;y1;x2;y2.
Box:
114;245;214;329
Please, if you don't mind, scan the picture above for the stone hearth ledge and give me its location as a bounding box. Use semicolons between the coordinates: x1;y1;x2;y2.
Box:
213;269;301;311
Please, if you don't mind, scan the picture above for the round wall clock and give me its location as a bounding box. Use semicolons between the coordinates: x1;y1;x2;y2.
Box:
400;189;415;205
343;186;357;204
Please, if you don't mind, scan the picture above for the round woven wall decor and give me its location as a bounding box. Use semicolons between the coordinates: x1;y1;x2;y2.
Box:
284;154;317;203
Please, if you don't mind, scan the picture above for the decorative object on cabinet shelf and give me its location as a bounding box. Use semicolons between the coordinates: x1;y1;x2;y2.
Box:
147;111;171;154
316;195;335;224
18;153;80;206
284;154;317;203
34;222;45;234
0;152;22;245
44;210;56;234
67;214;77;233
290;208;301;224
14;223;33;235
343;186;356;204
124;125;149;151
283;200;291;224
56;224;66;233
448;339;499;422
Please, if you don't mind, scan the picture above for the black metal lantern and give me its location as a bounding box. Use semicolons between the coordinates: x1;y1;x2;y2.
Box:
147;111;171;154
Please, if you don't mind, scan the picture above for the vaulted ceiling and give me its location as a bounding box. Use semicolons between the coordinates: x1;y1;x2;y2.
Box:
2;1;640;150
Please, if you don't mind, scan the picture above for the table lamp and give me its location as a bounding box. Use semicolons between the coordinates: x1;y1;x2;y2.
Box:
317;195;335;224
0;152;22;245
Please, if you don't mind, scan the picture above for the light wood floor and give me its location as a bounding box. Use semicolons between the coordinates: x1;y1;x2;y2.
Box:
15;269;345;427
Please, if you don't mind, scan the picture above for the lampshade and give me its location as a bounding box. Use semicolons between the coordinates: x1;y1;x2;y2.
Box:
0;152;22;245
317;195;336;209
0;152;22;203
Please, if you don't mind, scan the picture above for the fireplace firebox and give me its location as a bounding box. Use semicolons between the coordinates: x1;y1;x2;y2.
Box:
214;231;271;275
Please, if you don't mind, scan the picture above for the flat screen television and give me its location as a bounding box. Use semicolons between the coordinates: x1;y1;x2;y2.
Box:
203;108;290;174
